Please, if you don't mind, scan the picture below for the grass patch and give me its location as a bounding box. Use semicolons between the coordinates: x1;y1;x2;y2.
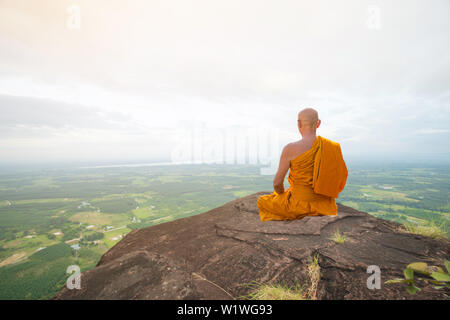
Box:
400;221;447;239
244;254;321;300
330;229;347;244
305;253;321;300
244;282;305;300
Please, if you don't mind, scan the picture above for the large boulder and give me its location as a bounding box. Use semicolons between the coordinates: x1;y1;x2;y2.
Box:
54;192;450;300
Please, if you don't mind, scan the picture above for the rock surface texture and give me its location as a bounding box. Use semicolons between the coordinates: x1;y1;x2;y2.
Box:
54;192;449;300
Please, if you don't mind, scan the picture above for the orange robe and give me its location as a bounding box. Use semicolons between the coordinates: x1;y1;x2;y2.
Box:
257;136;348;221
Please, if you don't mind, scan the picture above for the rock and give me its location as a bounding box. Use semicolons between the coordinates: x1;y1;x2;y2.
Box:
54;192;450;300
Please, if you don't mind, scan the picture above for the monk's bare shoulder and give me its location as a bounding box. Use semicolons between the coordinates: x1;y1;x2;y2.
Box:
282;141;307;161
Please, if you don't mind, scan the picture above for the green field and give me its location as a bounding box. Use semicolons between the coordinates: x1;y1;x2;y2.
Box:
0;162;448;299
339;164;450;229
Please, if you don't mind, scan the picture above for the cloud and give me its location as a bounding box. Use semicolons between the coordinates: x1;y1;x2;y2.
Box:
0;95;177;163
0;94;136;132
416;129;450;134
0;1;449;164
1;1;450;101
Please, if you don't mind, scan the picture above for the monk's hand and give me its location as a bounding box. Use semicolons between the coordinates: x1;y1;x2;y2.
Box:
274;184;285;195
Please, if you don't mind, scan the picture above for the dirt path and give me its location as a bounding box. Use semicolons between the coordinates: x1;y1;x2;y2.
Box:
0;252;27;267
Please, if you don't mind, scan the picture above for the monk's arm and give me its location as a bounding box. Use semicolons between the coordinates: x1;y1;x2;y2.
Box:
273;146;290;194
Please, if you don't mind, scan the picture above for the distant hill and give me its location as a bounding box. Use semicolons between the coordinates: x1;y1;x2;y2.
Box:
54;192;449;300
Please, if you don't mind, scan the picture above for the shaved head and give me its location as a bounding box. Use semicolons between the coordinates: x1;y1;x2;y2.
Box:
298;108;319;129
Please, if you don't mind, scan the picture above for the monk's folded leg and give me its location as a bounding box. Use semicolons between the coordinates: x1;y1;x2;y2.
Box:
257;193;296;221
308;198;338;216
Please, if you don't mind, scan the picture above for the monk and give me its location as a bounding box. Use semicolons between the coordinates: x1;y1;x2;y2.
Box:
257;108;348;221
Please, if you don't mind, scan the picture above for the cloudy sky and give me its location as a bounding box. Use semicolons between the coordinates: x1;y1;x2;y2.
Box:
0;0;449;166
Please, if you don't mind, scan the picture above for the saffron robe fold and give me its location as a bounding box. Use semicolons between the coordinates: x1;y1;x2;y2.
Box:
257;136;348;221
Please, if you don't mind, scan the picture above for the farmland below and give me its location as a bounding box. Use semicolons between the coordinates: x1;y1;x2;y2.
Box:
0;162;448;299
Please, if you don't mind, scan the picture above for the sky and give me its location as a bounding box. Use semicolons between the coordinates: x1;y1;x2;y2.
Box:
0;0;449;167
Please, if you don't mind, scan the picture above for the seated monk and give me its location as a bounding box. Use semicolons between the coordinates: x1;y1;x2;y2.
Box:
257;108;348;221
